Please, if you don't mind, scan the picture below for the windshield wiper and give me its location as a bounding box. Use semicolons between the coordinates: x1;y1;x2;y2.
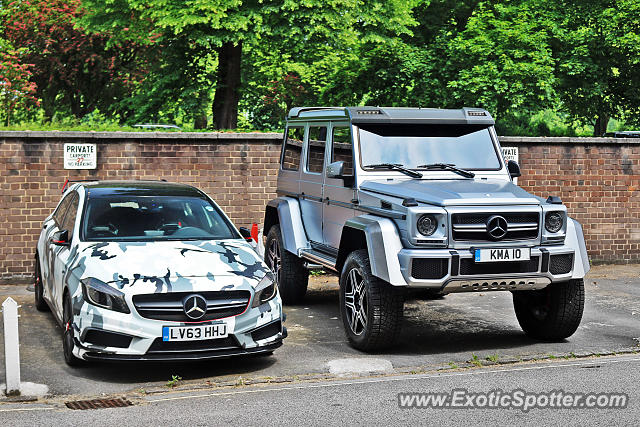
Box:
416;163;475;178
363;163;423;178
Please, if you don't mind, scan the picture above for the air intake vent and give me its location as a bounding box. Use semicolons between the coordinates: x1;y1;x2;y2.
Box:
412;258;449;279
549;254;573;274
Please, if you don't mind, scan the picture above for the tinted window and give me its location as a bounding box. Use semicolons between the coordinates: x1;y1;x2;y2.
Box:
82;196;238;241
53;193;74;227
60;194;79;239
306;126;327;174
282;126;304;171
331;126;353;176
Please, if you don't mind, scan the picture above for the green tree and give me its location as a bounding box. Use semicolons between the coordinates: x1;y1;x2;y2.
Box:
0;44;39;126
445;1;557;123
2;0;144;120
81;0;417;129
551;0;640;135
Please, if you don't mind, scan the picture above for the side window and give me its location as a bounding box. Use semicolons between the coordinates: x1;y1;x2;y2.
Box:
306;126;327;174
332;126;354;176
53;193;74;227
282;126;304;171
60;193;79;239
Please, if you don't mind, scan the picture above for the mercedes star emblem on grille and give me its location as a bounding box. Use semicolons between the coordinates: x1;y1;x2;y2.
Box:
486;215;508;240
183;294;207;320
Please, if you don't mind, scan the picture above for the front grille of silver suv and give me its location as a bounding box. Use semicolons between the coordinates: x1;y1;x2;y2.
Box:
451;212;540;242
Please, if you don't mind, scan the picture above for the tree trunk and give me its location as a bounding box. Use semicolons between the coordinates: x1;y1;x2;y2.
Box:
194;114;208;129
213;41;242;130
593;113;609;137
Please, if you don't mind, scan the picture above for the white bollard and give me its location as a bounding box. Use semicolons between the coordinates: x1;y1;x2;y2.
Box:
2;297;20;396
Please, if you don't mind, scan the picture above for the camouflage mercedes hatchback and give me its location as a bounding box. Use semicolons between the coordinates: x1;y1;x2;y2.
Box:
35;180;284;365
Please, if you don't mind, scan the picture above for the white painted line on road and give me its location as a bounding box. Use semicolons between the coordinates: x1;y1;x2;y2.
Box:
147;355;640;404
0;406;55;413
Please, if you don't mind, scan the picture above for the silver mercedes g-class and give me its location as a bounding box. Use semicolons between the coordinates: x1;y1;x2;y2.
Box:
264;107;589;351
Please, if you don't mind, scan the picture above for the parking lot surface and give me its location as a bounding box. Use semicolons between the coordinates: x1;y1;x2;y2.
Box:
1;264;638;398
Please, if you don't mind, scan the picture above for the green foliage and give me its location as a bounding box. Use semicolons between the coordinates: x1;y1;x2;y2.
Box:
551;0;640;134
3;0;640;134
165;375;182;388
446;1;557;118
0;47;39;126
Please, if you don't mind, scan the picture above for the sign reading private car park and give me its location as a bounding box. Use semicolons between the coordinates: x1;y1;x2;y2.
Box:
64;143;97;169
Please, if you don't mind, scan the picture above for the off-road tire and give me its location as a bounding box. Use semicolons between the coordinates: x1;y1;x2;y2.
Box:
339;249;405;351
513;279;585;341
34;257;49;311
265;225;308;305
63;293;83;367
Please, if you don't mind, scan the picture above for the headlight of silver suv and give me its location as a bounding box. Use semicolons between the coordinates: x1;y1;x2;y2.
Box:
417;214;438;236
81;278;130;313
545;211;564;233
407;209;448;246
252;272;277;308
541;209;567;245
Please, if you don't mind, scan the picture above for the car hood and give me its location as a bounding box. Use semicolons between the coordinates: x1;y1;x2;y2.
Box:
72;239;268;293
360;178;541;207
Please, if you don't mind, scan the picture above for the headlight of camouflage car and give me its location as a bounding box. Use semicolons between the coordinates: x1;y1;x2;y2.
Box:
252;272;277;308
81;278;130;313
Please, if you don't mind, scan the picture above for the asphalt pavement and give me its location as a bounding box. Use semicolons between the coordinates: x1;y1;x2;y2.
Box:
0;264;638;400
1;354;638;426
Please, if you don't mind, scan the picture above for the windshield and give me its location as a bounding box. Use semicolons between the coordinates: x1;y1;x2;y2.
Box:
358;124;501;170
82;196;238;241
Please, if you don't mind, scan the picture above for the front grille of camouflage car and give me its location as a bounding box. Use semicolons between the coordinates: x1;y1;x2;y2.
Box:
459;256;540;275
549;254;573;274
132;290;250;322
452;212;539;242
411;258;449;279
147;336;240;353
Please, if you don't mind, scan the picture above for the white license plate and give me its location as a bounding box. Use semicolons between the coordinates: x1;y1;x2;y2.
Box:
474;248;530;263
162;323;228;342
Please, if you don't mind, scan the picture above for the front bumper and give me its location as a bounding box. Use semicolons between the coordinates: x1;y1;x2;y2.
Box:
71;294;284;361
398;245;576;293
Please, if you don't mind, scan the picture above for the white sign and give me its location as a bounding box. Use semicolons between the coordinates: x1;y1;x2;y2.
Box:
502;146;519;163
64;143;97;169
502;146;519;183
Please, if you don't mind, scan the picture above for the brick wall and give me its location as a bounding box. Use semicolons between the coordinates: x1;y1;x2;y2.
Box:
501;136;640;265
0;131;638;282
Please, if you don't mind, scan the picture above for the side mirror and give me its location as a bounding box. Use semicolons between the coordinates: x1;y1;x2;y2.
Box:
238;227;253;242
326;161;345;179
507;160;521;179
51;230;70;247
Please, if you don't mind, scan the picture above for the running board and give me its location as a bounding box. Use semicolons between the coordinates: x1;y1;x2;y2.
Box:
299;249;337;272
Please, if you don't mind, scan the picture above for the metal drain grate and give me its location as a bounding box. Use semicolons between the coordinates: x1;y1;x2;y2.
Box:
65;397;133;410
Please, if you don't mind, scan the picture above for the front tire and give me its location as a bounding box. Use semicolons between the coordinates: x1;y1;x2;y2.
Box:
265;225;309;305
62;294;83;367
513;279;585;341
339;249;405;351
34;257;49;311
